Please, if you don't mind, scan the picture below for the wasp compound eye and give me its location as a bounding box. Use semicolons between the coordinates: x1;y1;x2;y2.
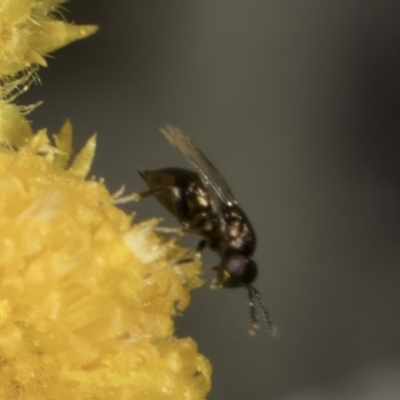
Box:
225;255;245;277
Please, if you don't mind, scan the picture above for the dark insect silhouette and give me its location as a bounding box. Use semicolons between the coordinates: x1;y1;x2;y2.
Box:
132;125;276;335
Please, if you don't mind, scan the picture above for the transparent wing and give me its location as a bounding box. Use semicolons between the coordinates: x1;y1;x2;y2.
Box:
160;125;237;208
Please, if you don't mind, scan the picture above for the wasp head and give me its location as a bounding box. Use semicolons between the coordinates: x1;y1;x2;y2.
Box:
216;254;258;288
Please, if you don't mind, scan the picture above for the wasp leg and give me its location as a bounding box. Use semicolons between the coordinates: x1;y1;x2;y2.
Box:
153;226;185;235
175;253;199;265
175;239;209;265
210;260;226;288
113;187;170;205
196;239;209;254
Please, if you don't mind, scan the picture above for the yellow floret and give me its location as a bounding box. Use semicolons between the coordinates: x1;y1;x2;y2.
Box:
0;0;98;77
0;0;98;149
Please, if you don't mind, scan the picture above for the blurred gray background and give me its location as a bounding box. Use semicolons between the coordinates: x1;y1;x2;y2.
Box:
21;1;400;399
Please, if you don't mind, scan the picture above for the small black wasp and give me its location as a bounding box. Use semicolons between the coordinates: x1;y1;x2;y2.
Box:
128;125;276;335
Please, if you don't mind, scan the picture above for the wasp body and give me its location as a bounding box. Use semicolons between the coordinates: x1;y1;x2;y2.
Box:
137;126;276;334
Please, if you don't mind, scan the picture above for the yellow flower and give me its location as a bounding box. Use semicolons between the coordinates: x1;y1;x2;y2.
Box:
0;1;212;399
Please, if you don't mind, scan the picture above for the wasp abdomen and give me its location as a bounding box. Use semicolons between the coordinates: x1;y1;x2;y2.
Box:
139;168;219;236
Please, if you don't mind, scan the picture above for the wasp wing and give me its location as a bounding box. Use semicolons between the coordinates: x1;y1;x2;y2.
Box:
160;125;237;211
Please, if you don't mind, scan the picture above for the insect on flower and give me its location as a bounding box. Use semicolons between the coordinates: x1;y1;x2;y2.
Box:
125;125;276;335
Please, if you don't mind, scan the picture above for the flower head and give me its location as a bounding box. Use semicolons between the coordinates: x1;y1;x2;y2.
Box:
0;1;212;398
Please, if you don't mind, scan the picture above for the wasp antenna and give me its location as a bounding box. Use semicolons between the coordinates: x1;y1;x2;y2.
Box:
250;286;278;337
247;286;260;335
